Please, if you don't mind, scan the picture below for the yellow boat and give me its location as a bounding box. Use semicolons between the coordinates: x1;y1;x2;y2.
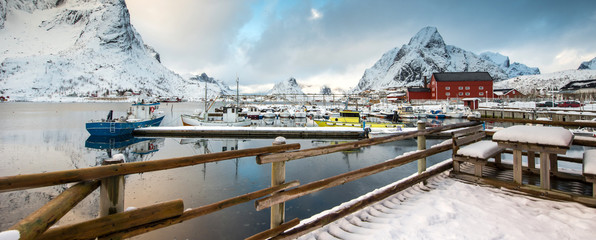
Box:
315;110;404;128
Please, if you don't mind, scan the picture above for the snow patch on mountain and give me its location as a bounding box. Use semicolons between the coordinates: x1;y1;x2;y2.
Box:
578;57;596;70
495;69;596;95
480;52;540;78
268;77;304;95
352;27;511;93
0;0;229;101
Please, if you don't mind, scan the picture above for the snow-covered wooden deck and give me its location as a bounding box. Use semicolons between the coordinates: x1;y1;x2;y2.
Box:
297;171;596;240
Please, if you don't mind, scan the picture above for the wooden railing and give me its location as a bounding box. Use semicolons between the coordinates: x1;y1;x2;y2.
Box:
0;121;510;239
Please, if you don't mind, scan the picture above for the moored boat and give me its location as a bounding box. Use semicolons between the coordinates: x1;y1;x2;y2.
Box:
426;109;446;119
86;101;165;136
181;106;251;127
314;110;404;129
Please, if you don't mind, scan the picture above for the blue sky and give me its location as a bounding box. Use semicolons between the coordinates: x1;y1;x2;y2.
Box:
126;0;596;94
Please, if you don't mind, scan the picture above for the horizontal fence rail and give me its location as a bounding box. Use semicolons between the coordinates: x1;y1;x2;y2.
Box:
477;117;596;128
256;121;480;164
0;143;300;192
9;180;100;240
101;181;300;239
255;139;454;211
38;199;184;240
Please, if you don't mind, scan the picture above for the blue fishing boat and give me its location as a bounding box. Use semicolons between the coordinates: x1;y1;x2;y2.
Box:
86;101;165;136
426;109;446;119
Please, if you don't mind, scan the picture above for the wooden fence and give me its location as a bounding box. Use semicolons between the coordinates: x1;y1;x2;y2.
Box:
4;120;591;239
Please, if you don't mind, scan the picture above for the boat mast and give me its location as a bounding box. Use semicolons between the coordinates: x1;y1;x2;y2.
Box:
204;82;208;120
236;75;239;109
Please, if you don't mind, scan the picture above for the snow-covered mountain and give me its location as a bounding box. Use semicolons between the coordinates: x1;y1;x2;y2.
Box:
578;57;596;70
352;27;538;93
320;85;332;95
268;77;304;95
495;69;596;95
0;0;229;100
185;73;234;99
480;52;540;78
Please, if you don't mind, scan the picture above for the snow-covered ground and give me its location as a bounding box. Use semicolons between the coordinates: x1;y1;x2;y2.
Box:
298;167;596;240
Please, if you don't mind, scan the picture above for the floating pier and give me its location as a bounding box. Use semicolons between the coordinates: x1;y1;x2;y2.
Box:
133;126;368;139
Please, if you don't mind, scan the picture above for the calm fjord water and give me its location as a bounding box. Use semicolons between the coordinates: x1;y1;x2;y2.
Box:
0;102;463;239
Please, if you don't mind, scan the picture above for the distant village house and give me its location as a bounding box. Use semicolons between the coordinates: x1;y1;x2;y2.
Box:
558;79;596;101
493;88;525;99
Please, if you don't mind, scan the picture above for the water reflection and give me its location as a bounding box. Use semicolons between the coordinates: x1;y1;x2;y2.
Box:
85;135;164;163
0;102;472;239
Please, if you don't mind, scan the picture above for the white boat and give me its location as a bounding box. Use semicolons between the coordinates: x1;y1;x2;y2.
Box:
294;109;307;118
181;106;250;127
397;105;418;119
441;103;464;118
279;110;291;118
263;109;276;118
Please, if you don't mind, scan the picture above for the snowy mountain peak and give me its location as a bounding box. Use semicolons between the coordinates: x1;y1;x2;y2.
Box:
0;0;231;100
480;51;540;78
268;77;304;95
351;26;540;93
578;57;596;70
408;26;445;49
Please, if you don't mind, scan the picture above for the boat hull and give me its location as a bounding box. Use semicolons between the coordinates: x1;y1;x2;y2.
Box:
181;114;251;127
314;120;404;129
86;116;165;136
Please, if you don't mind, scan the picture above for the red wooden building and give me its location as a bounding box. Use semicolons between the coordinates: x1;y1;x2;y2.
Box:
493;88;524;99
407;72;494;101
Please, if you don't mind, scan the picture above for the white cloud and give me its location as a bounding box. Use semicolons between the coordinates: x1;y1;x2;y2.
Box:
309;8;322;20
554;49;596;70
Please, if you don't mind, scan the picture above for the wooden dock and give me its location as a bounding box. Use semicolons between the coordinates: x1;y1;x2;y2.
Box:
133;126;368;139
478;107;596;122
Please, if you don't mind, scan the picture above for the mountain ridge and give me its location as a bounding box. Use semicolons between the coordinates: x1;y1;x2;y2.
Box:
0;0;230;101
352;27;539;93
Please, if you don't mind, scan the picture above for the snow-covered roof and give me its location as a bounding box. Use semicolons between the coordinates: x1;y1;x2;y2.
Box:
433;72;493;82
406;87;431;92
559;79;596;91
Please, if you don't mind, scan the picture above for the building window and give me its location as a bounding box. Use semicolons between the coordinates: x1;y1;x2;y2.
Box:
458;86;463;90
479;92;484;96
445;92;450;96
465;92;470;96
465;86;470;90
432;93;435;97
445;87;450;90
458;92;463;96
479;86;484;90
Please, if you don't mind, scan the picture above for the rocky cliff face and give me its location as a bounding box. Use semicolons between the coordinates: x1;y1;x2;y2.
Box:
352;27;539;93
0;0;226;100
578;57;596;70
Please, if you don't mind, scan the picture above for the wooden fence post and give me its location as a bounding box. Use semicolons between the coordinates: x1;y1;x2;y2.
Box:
100;154;125;217
271;137;286;229
417;121;426;174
